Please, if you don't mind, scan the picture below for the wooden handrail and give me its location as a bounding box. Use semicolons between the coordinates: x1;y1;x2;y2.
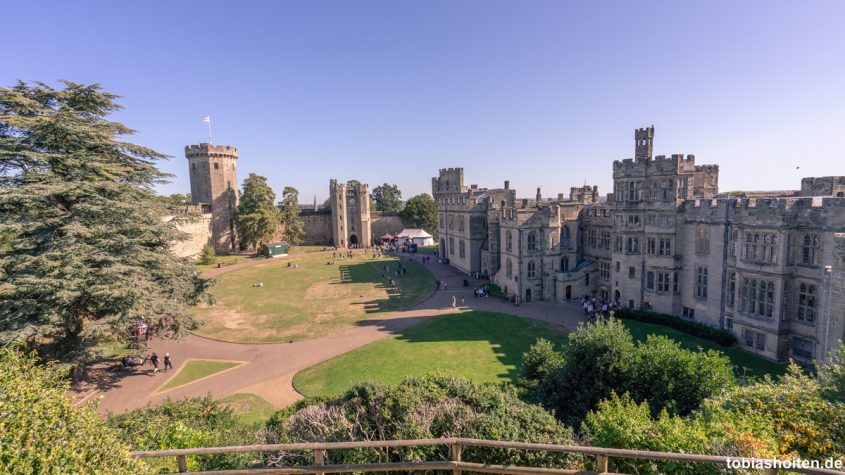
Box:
133;437;845;475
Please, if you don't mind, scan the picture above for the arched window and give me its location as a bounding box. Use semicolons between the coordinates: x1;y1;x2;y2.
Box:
628;181;636;201
505;231;513;252
798;283;816;323
527;231;537;251
561;256;570;272
506;259;513;278
561;226;571;249
802;234;820;265
527;261;536;279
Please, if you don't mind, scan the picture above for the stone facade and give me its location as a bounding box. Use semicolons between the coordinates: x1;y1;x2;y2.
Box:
185;144;239;252
434;127;845;364
330;179;372;247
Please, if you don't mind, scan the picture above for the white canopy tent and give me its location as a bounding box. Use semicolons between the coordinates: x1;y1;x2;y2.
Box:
395;228;434;246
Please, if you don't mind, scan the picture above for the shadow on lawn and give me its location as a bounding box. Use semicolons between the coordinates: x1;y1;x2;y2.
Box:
352;311;567;383
333;258;435;314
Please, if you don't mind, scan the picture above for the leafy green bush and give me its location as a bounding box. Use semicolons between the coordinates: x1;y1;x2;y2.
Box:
613;308;736;346
523;318;735;426
819;342;845;402
107;396;258;472
268;375;581;469
198;244;217;265
582;392;778;475
0;346;147;474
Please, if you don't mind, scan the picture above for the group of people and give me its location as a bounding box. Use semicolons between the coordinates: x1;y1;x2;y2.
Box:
581;295;619;321
473;285;492;298
121;351;173;373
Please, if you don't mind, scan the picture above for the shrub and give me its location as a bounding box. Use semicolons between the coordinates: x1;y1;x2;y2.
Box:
525;318;736;426
819;342;845;402
581;393;778;475
268;375;580;469
107;396;259;472
0;346;147;474
198;244;217;265
613;308;736;346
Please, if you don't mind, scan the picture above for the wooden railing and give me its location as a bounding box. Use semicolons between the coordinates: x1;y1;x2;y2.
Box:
133;437;845;475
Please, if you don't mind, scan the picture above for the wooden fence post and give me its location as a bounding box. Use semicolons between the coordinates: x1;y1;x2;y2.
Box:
313;448;325;474
451;443;463;475
177;454;187;473
596;454;608;474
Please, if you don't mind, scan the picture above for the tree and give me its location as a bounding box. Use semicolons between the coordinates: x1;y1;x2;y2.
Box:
267;376;578;469
320;197;331;210
278;186;303;245
400;193;438;237
160;193;192;211
371;183;402;212
235;173;279;250
198;244;217;265
0;81;210;364
819;342;845;402
0;345;148;473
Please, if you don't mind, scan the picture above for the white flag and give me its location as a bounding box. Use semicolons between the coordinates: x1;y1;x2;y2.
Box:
202;116;210;123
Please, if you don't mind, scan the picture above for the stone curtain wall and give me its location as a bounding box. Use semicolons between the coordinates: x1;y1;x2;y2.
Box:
170;213;213;258
372;212;404;240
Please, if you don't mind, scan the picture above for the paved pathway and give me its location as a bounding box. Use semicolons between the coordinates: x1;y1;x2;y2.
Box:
80;251;586;415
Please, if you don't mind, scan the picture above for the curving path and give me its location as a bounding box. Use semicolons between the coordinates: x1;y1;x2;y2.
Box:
78;251;587;415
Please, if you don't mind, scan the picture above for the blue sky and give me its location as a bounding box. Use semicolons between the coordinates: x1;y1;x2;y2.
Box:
2;1;843;203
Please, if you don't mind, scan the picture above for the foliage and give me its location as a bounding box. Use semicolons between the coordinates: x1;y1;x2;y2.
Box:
160;193;192;211
819;342;845;402
581;393;778;475
269;375;579;469
0;80;210;364
701;363;845;459
107;396;259;472
371;183;403;212
524;318;735;426
198;244;216;265
614;308;736;346
278;186;303;245
0;345;147;474
320;197;331;210
236;173;279;250
400;193;438;238
517;338;563;391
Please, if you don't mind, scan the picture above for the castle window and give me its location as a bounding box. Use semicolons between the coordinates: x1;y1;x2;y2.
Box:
585;272;590;285
798;283;816;323
628;266;636;279
600;262;610;280
673;272;680;293
506;231;513;252
745;233;759;261
506;259;513;278
449;237;455;254
728;273;737;307
527;261;536;279
741;278;757;314
626;237;639;254
459;239;466;259
658;238;671;256
527;231;537;251
561;256;570;272
657;272;670;293
615;261;620;272
588;229;597;247
759;281;774;317
762;234;778;263
729;230;738;257
744;329;766;351
792;336;814;359
614;236;623;253
695;266;708;299
646;238;656;255
458;217;465;233
646;271;654;290
192;163;196;170
696;227;710;254
214;162;219;170
628;182;636;201
561;226;571;249
439;214;445;229
801;234;820;266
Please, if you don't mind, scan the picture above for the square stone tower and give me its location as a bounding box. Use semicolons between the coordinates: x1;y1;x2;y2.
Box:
330;179;371;247
185;143;239;252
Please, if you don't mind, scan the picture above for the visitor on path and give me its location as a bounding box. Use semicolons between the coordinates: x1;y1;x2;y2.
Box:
149;352;159;373
163;353;173;372
452;295;457;308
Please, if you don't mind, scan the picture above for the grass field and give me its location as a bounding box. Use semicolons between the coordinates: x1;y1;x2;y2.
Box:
196;255;243;272
158;359;242;393
194;249;435;343
621;319;786;377
219;393;277;426
293;311;568;397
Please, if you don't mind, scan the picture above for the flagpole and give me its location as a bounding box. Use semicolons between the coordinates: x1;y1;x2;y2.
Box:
207;116;213;145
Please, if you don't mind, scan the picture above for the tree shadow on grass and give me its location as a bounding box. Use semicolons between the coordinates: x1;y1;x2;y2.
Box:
351;311;568;383
333;258;436;314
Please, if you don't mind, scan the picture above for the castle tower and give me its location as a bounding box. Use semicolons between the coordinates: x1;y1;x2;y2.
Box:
635;126;654;161
185;143;239;252
330;179;372;247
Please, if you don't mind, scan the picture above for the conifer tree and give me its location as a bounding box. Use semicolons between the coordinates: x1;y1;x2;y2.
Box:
235;173;279;250
0;80;210;364
278;186;303;245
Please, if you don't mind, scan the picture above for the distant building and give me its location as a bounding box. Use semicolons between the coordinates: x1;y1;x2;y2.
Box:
433;127;845;364
185;143;239;252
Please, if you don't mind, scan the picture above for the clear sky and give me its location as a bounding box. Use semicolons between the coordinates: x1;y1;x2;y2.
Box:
2;1;843;203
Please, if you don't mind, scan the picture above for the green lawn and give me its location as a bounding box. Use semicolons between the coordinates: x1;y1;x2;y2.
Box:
158;359;242;393
219;393;277;426
293;311;568;397
195;254;243;272
621;320;786;378
194;250;435;343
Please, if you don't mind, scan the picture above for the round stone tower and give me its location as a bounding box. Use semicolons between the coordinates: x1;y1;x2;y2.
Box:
185;143;239;252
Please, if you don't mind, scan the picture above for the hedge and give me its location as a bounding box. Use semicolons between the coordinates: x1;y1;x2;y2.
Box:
613;308;737;346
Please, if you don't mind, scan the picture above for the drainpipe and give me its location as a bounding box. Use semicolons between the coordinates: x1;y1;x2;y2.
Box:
718;200;733;329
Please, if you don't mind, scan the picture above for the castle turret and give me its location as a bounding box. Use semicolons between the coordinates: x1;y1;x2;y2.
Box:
635;126;654;161
185;143;239;252
330;179;372;247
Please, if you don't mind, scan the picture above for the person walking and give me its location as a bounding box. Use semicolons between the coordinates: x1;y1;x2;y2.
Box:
149;352;160;373
163;353;173;372
452;295;457;309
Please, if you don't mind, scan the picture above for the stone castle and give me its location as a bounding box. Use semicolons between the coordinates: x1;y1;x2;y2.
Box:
175;143;401;255
433;126;845;364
